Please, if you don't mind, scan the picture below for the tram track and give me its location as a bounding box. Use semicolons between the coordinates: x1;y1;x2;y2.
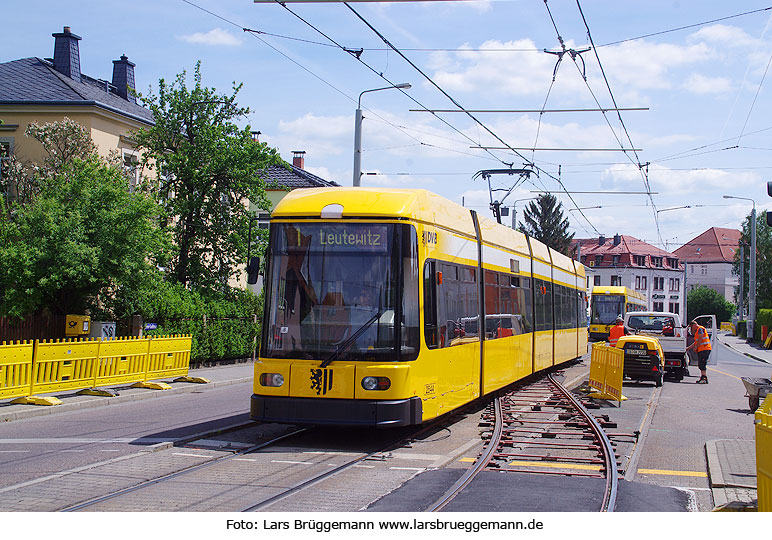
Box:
427;372;623;512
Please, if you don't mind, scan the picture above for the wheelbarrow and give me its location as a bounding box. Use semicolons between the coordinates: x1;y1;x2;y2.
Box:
741;377;772;411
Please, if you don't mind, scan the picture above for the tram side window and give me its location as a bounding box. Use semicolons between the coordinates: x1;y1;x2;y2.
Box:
534;279;554;332
423;261;438;349
520;277;532;332
437;261;478;348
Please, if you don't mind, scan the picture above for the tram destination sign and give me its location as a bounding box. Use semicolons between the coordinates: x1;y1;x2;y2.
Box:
288;224;389;253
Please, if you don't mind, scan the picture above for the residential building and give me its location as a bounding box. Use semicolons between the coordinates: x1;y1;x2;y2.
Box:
0;26;153;189
673;227;740;304
574;234;685;315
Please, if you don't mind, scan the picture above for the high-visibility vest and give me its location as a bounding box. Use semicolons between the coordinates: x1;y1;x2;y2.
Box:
695;325;712;352
609;324;625;347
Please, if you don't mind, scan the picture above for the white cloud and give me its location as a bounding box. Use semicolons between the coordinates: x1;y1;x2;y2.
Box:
177;28;242;47
682;73;733;95
688;24;761;49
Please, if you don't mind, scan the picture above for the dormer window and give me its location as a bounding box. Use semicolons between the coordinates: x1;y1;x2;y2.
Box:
612;255;620;266
634;255;646;266
652;257;663;267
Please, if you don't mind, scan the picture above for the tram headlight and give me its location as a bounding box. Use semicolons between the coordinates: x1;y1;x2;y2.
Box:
260;373;284;387
361;376;391;391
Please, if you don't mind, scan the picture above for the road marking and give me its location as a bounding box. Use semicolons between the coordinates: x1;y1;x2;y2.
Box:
171;452;212;458
637;468;708;477
507;460;602;471
707;366;741;381
59;450;85;453
390;467;425;471
0;438;171;444
272;460;313;465
353;464;375;468
0;450;29;453
99;449;121;452
458;457;476;463
391;452;444;461
233;458;256;462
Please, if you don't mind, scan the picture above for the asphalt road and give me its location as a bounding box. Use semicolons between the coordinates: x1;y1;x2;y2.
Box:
628;339;765;511
0;382;253;488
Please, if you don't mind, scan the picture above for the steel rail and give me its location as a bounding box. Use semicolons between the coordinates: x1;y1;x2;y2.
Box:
60;428;305;512
547;374;618;512
426;397;503;512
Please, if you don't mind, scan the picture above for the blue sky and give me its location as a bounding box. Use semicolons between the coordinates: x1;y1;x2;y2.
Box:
5;1;772;251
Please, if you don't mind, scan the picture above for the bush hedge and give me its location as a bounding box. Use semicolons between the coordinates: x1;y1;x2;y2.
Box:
103;273;263;365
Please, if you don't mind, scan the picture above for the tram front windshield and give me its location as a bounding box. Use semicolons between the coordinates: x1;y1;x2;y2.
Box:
262;223;419;361
591;295;624;325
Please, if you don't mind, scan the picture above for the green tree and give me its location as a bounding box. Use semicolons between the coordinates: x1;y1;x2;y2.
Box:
133;62;283;290
518;193;575;256
687;285;735;323
733;210;772;310
0;155;164;317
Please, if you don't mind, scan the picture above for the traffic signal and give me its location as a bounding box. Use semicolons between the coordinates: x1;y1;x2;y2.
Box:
768;181;772;226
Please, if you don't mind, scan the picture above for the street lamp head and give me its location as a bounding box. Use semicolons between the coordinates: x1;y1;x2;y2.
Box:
394;83;411;90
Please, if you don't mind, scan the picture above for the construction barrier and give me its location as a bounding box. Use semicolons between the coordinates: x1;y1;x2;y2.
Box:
2;334;197;406
95;336;151;387
588;342;625;405
146;335;192;380
757;394;772;512
720;322;734;332
0;341;34;400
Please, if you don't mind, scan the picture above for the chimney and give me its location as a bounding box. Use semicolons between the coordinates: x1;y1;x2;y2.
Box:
292;150;305;169
111;54;136;103
613;234;621;246
52;26;82;82
598;235;605;246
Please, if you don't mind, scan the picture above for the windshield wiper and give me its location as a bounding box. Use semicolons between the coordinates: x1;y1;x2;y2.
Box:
321;310;381;368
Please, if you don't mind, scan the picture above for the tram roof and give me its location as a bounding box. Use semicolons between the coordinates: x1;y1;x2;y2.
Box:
272;187;477;234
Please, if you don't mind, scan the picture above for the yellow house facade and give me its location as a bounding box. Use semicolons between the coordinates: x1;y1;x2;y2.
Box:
0;27;153;186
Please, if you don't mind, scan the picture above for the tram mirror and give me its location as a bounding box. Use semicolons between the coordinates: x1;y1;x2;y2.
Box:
437;271;443;285
247;256;261;285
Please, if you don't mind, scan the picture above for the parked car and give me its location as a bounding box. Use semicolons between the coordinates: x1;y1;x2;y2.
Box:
615;334;666;387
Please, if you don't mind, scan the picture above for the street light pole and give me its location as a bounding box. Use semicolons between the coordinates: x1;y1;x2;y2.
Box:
724;195;756;338
353;83;410;186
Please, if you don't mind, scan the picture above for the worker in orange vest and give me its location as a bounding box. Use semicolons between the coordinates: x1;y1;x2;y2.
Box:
608;315;626;347
686;320;712;384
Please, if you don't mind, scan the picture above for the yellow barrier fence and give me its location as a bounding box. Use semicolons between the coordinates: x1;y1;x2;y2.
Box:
720;322;734;332
95;336;151;387
757;394;772;512
0;341;34;400
3;334;199;406
588;342;626;405
146;335;192;381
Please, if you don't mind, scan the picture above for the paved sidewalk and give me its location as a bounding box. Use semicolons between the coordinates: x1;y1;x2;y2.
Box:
0;360;255;423
718;331;772;364
707;439;758;509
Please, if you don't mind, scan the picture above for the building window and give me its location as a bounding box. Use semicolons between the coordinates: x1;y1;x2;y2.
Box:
653;301;664;311
669;278;680;291
635;275;647;290
612;255;620;266
634;255;646;266
653;277;664;290
669;302;680;314
122;150;140;190
652;257;663;267
668;258;678;268
0;137;12;185
690;266;694;274
701;265;708;275
594;255;603;266
611;275;621;286
593;275;601;286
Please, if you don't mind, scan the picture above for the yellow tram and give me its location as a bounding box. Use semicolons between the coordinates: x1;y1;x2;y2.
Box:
251;188;588;426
